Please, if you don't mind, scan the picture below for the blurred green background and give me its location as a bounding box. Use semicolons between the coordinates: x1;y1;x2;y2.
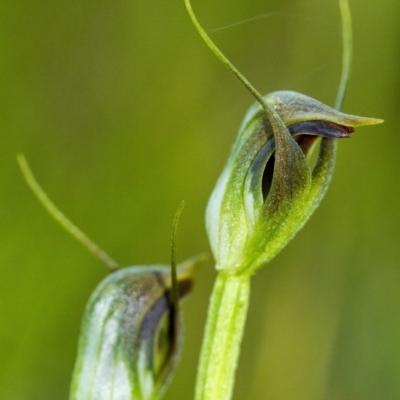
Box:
0;0;398;399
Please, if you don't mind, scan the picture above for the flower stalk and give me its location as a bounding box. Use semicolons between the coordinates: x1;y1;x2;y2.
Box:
195;273;250;400
185;0;383;399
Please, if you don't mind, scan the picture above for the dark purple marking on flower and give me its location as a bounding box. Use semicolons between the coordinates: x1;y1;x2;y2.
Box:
249;119;354;202
138;276;193;374
288;120;354;138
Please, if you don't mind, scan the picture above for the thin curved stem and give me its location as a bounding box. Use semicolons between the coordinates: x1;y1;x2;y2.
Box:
335;0;352;111
170;201;185;319
184;0;276;123
17;154;119;271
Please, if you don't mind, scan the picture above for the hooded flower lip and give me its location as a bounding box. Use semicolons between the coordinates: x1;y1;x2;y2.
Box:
70;256;201;400
206;90;383;275
268;91;383;127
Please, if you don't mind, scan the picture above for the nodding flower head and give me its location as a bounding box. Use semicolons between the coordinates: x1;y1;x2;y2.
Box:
17;155;201;400
206;91;382;275
70;257;199;400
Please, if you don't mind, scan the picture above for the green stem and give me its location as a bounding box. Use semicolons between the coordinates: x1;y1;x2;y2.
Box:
195;272;250;400
335;0;352;111
184;0;277;127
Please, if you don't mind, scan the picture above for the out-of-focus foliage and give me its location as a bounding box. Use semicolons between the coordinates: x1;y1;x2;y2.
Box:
0;0;397;399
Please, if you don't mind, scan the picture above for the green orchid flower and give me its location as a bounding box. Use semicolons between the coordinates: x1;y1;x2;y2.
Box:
206;91;382;275
70;259;196;400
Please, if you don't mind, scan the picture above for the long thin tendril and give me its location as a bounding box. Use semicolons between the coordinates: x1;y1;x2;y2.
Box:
335;0;352;110
170;201;185;313
184;0;276;122
17;154;119;271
